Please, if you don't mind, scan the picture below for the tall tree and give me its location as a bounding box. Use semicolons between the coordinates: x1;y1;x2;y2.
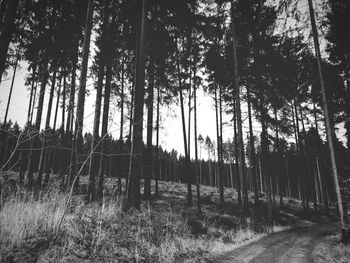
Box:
231;2;248;211
0;0;19;81
127;0;147;209
72;0;94;188
308;0;349;240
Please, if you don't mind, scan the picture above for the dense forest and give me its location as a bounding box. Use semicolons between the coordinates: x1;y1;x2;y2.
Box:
0;0;350;252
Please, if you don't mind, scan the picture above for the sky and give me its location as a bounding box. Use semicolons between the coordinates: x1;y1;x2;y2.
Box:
0;61;239;159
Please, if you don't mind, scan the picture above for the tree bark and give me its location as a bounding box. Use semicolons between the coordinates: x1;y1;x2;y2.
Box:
0;0;19;82
155;82;160;197
193;58;201;214
96;59;112;199
247;85;258;205
87;0;110;201
231;4;248;211
72;0;94;191
144;60;154;200
34;53;49;131
308;0;347;235
3;53;18;124
53;75;62;131
27;64;37;125
74;0;94;153
66;36;79;132
176;37;192;206
126;0;147;209
45;69;57;130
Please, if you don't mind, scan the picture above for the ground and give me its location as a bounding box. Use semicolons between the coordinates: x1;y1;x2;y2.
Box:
0;175;348;262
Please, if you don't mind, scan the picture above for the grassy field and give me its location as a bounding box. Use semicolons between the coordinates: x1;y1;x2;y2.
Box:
0;177;337;262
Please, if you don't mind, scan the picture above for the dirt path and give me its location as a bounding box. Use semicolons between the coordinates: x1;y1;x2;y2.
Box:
211;222;338;263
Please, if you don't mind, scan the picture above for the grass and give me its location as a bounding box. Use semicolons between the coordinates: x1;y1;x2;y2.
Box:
312;233;350;263
0;179;297;262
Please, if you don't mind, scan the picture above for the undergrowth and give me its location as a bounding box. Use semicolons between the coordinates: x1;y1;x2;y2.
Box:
0;182;287;263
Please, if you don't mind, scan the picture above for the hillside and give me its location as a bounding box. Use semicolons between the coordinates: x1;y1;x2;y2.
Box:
0;177;339;263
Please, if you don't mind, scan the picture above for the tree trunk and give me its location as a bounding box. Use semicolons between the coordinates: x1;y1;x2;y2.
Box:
53;75;62;131
126;0;147;209
120;50;125;141
87;0;110;201
144;60;154;200
193;58;201;214
45;69;57;130
308;0;348;237
26;53;49;190
72;0;94;190
233;96;242;205
3;53;18;124
155;82;160;197
215;86;224;204
74;0;94;149
188;62;192;157
176;37;192;207
61;71;66;130
66;37;79;132
97;59;112;199
30;80;38;125
0;0;19;81
231;5;248;211
27;64;37;125
247;85;258;205
34;53;49;131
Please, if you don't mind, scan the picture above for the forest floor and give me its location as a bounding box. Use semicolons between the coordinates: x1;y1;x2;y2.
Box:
0;174;348;262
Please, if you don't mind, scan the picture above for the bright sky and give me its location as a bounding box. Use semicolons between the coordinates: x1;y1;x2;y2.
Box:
0;61;240;159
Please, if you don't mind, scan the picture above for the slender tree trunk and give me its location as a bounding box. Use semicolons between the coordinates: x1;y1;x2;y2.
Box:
176;37;192;207
37;69;57;189
247;85;258;205
26;53;50;189
313;100;326;210
72;0;94;191
126;0;147;209
53;75;62;131
97;59;112;199
120;51;125;141
61;72;66;130
193;59;201;214
0;0;19;81
3;53;18;124
66;38;79;132
30;80;38;125
308;0;347;237
27;64;37;125
188;62;192;157
87;2;109;200
274;107;283;207
45;70;57;130
233;97;242;205
34;53;50;131
231;5;248;211
155;83;160;197
0;54;17;168
144;60;154;200
129;59;135;140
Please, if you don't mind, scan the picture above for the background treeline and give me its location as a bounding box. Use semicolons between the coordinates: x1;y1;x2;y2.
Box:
0;0;349;239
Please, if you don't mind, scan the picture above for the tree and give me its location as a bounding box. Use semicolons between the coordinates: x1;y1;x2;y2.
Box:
127;0;147;209
0;0;19;81
231;1;248;212
308;0;349;241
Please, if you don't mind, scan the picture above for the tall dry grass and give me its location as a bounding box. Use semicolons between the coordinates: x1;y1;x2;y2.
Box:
0;189;286;262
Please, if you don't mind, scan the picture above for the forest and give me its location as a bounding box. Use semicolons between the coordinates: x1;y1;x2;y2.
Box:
0;0;350;262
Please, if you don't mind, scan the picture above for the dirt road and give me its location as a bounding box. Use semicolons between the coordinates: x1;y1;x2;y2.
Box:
212;222;338;263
